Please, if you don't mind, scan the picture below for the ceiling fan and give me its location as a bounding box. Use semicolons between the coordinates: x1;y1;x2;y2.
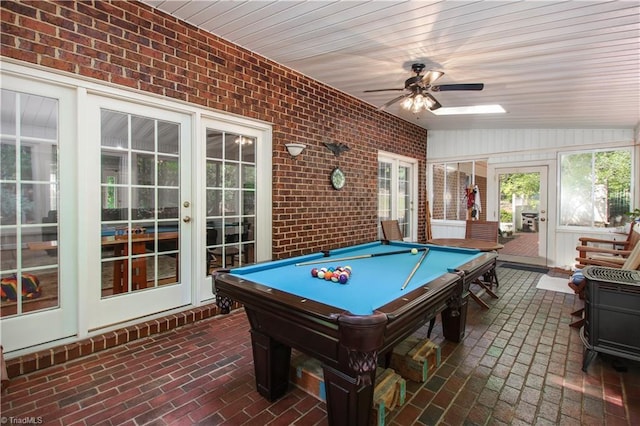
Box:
365;63;484;112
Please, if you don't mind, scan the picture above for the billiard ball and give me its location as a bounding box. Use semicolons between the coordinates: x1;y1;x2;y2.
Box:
317;271;325;279
338;273;349;284
311;268;318;277
411;248;418;255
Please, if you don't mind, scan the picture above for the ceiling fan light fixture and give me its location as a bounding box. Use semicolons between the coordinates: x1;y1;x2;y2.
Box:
425;96;434;109
401;97;414;109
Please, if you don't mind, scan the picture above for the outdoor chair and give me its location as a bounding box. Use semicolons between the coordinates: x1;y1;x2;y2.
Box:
569;227;640;328
465;220;500;243
381;220;404;241
575;222;639;268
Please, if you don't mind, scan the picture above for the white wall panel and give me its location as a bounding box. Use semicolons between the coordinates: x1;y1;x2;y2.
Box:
427;128;634;160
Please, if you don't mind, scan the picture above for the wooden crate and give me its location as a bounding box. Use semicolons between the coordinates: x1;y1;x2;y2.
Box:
290;356;406;426
290;354;326;401
372;367;406;426
390;337;440;382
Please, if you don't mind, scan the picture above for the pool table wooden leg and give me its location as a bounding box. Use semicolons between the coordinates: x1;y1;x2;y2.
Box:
441;298;468;342
249;329;292;401
323;364;375;426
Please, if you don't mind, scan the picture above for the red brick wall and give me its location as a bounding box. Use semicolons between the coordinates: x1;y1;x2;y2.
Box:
1;0;427;258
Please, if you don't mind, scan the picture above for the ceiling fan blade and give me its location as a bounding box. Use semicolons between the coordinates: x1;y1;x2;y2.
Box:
421;70;444;86
364;88;404;92
426;94;442;111
380;94;409;110
431;83;484;92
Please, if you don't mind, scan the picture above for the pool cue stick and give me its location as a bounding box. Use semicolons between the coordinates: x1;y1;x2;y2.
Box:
295;247;428;266
400;248;429;291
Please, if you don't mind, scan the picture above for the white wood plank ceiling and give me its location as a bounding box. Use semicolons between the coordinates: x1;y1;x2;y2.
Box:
142;1;640;131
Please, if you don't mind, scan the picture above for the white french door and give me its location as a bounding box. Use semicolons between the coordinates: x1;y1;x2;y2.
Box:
378;152;418;240
81;94;192;330
1;63;273;352
199;116;272;301
491;166;550;265
0;77;78;352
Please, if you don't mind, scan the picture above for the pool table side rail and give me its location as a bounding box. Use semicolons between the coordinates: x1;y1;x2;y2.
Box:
379;271;465;353
451;252;498;285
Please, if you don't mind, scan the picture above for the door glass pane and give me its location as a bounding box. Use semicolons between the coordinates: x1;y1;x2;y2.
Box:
1;90;59;317
100;110;180;297
499;172;541;258
377;162;392;237
378;162;392;220
101;110;128;149
135;154;155;186
397;165;411;237
131;116;155;152
158;121;179;155
206;130;256;272
242;164;255;215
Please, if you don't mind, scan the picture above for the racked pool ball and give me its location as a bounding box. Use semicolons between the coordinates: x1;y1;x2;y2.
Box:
338;273;349;284
311;268;318;277
317;270;325;279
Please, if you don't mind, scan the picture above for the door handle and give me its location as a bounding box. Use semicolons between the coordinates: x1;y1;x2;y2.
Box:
183;216;191;223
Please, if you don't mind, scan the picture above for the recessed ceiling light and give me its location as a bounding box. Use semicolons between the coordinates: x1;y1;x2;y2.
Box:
431;105;506;115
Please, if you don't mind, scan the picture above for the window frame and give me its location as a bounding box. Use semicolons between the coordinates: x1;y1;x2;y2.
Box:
429;160;486;222
557;147;635;230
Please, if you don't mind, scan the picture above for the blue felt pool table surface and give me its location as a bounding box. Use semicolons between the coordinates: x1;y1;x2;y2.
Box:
228;241;483;315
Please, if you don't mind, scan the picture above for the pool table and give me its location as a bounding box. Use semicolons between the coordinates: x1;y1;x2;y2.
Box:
213;241;497;426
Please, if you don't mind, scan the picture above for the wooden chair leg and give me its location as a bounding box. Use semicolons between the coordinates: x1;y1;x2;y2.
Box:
427;317;436;337
469;290;491;309
569;306;584;328
569;317;585;328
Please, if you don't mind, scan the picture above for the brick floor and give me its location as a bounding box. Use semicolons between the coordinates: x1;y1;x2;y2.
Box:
1;265;639;425
500;232;539;257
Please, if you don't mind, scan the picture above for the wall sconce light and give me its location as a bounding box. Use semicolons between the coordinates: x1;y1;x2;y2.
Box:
285;143;306;158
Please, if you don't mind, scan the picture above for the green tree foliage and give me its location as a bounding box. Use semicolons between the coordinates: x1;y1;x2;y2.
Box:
500;173;540;200
594;150;631;193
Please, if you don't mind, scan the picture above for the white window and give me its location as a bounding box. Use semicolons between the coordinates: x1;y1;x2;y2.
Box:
559;148;634;228
430;161;486;222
